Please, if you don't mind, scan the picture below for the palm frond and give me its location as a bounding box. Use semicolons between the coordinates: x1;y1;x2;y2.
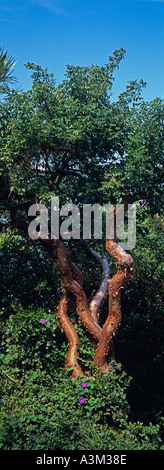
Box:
0;47;17;85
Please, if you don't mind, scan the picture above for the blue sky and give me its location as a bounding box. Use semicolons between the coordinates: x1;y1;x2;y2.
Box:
0;0;164;101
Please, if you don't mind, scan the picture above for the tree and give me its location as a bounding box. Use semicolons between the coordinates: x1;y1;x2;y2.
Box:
0;49;163;379
0;47;17;87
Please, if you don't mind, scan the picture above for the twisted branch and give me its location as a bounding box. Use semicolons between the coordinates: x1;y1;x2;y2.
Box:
15;210;134;377
81;239;110;322
55;240;102;341
56;292;84;378
94;238;134;370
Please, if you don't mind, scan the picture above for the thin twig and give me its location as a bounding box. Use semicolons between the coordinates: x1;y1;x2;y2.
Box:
1;368;22;389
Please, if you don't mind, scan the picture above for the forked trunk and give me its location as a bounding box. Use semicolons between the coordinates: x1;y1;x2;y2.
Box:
21;209;134;377
94;239;134;370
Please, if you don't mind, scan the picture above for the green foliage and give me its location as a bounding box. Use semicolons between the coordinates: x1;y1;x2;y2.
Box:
0;49;163;449
0;376;162;450
1;48;163;208
0;304;66;377
116;208;164;421
0;226;61;310
0;365;162;450
0;304;163;450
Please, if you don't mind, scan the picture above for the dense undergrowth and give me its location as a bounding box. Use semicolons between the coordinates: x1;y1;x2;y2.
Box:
0;302;163;450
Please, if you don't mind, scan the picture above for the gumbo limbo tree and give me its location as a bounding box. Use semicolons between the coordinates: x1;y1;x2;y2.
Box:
0;49;163;378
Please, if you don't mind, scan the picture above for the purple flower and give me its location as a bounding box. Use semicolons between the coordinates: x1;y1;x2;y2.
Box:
40;319;46;324
79;397;85;404
81;382;87;388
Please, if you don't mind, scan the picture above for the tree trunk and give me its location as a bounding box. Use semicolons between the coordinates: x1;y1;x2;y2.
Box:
19;212;134;377
94;239;134;370
57;291;84;378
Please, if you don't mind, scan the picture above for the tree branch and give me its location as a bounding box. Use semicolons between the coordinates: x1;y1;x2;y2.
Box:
54;239;102;341
56;291;84;378
1;368;22;389
94;210;134;370
81;239;110;322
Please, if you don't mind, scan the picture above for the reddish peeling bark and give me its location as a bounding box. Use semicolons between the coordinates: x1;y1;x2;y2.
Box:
81;239;116;362
57;292;84;378
39;237;102;377
16;210;134;377
81;239;110;322
55;240;102;342
94;238;134;370
17;229;85;378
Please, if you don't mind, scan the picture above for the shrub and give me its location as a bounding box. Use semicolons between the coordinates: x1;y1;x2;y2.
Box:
0;302;163;450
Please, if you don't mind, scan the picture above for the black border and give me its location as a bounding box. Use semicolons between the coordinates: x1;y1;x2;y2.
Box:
0;450;163;468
